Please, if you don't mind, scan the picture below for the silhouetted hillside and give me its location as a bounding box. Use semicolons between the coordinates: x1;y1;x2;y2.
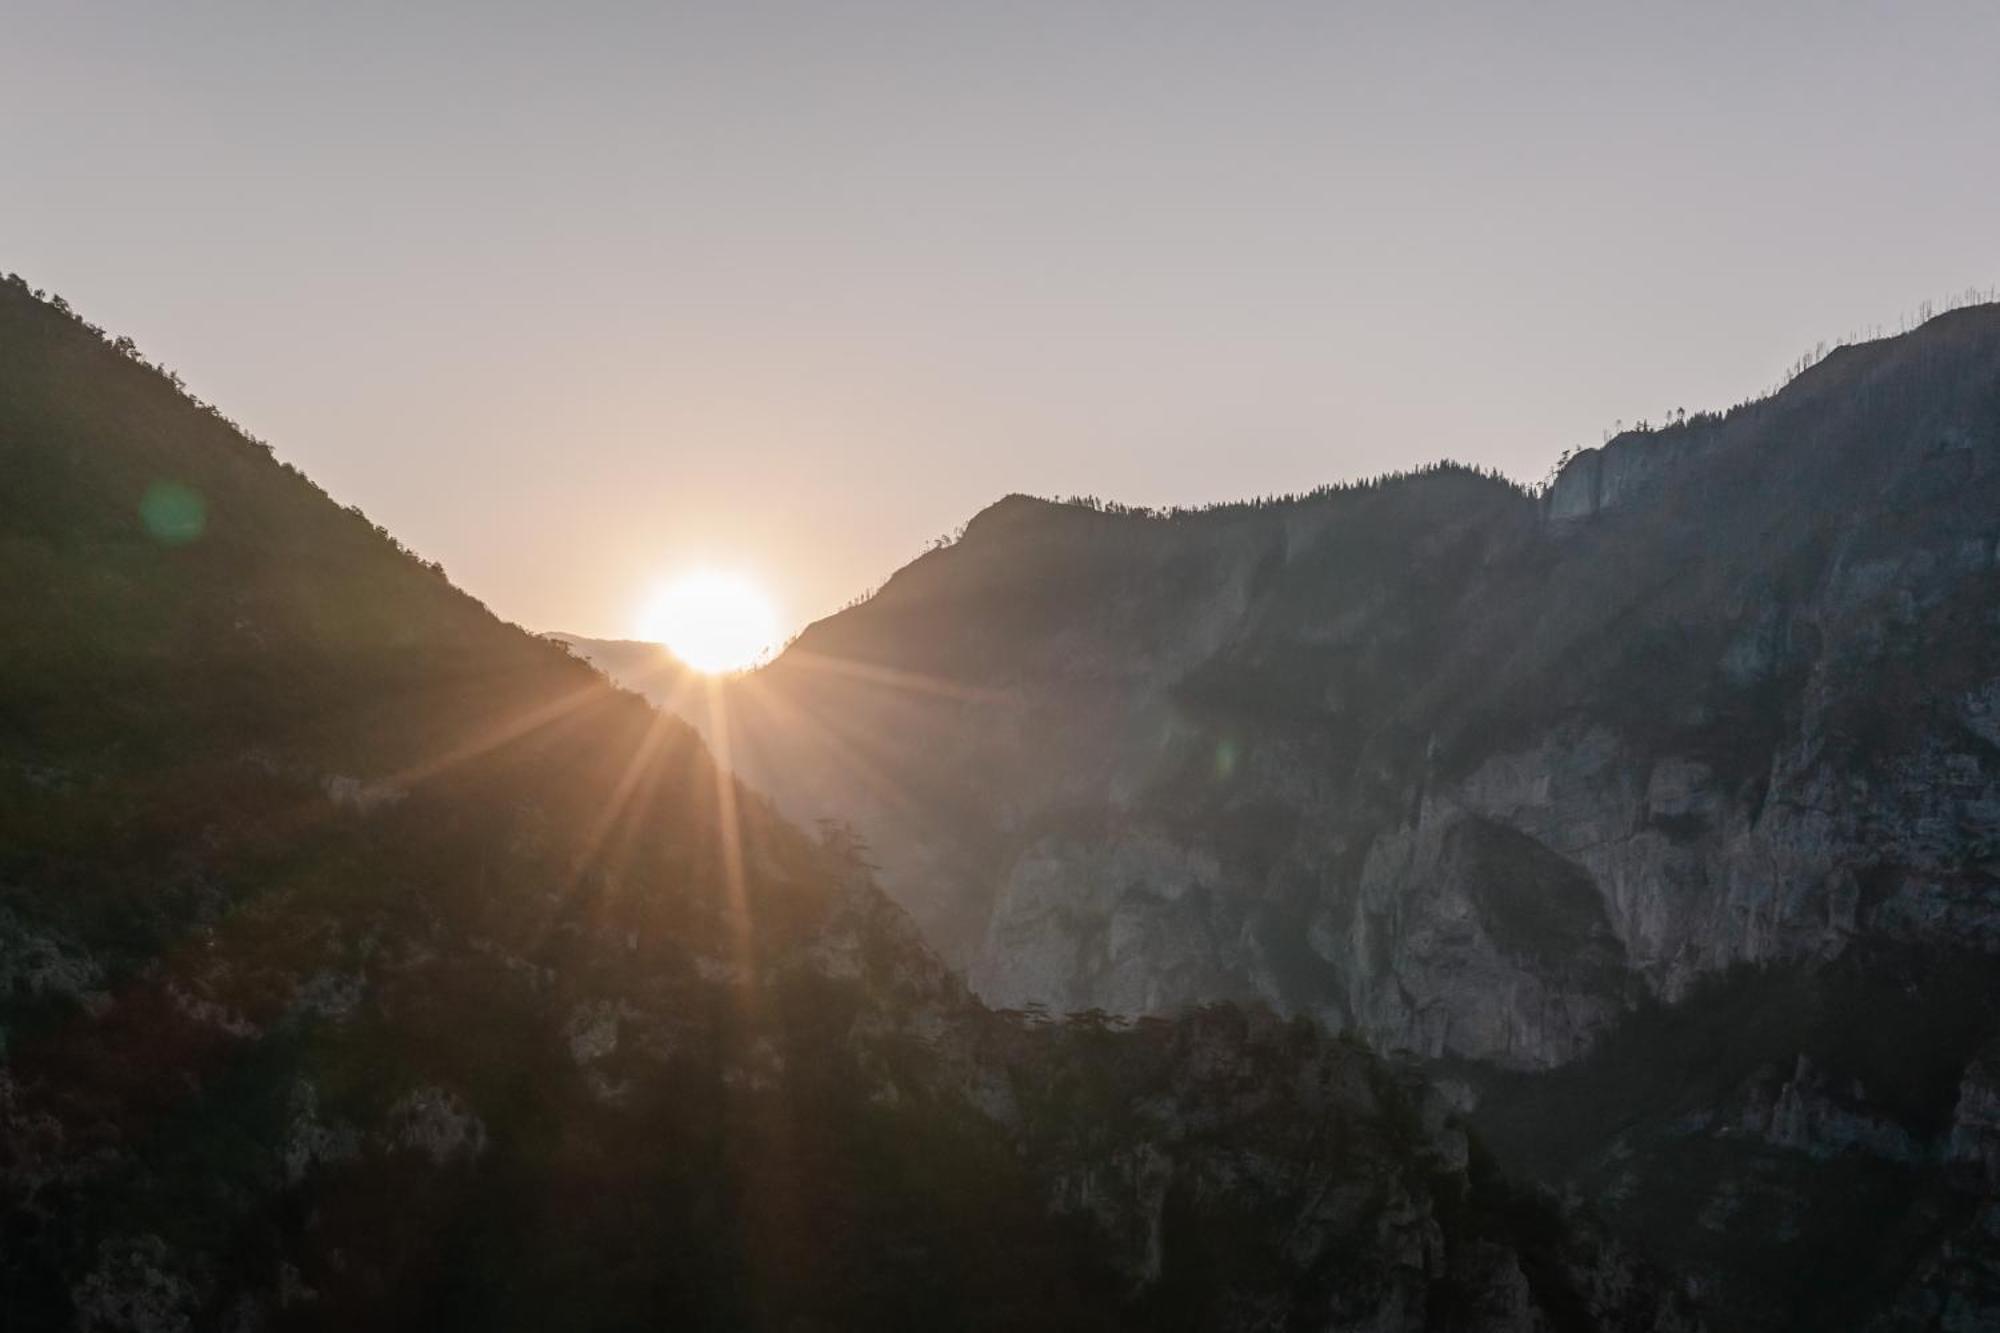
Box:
0;278;1685;1329
580;303;2000;1331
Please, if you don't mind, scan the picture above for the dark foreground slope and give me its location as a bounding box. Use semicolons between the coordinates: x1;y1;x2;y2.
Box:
578;304;2000;1329
0;278;1689;1330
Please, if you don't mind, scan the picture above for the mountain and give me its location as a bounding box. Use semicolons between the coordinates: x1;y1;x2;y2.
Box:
0;275;1695;1330
576;304;2000;1329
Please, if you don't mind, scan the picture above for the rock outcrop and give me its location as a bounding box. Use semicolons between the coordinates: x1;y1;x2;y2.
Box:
580;305;2000;1076
577;302;2000;1330
1541;422;1721;523
0;277;1684;1329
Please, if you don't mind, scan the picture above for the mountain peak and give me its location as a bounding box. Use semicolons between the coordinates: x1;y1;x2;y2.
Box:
957;491;1084;543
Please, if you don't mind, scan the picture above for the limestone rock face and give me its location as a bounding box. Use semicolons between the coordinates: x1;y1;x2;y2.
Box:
2;277;1695;1330
1737;1054;1921;1161
572;307;2000;1329
584;306;2000;1083
995;1005;1698;1332
1948;1043;2000;1189
973;823;1240;1014
1542;424;1721;523
384;1087;488;1164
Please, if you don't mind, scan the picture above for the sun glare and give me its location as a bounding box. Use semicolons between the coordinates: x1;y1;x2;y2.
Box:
635;570;781;674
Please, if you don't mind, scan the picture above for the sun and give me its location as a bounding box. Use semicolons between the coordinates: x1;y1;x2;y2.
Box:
635;569;780;674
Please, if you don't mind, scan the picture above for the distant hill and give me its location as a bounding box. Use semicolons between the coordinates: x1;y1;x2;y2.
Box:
546;632;703;706
0;276;1684;1329
581;304;2000;1329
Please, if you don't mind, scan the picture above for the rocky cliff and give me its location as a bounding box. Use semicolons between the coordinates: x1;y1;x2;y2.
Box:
594;307;2000;1071
0;277;1688;1329
578;303;2000;1329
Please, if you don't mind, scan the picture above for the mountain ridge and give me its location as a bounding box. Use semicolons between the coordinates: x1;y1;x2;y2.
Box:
0;275;1694;1328
576;299;2000;1329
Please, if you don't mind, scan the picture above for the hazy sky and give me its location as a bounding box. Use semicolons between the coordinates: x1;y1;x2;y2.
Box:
6;3;1997;641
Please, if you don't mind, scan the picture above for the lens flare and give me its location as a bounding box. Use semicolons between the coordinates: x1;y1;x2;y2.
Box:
140;481;206;545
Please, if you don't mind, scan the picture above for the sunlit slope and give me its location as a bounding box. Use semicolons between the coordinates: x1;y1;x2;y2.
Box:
694;306;2000;1040
0;279;1688;1330
0;274;994;1326
689;466;1529;967
0;278;1077;1327
607;303;2000;1331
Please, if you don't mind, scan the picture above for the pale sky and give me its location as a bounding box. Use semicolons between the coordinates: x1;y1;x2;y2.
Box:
5;3;1997;641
